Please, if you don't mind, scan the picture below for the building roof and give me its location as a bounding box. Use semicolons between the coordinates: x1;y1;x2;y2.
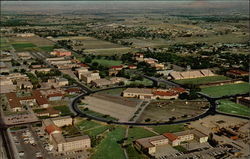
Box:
153;91;178;96
227;69;249;76
47;93;64;98
171;87;186;93
65;88;81;93
45;125;61;134
123;88;152;95
6;92;22;108
191;129;208;138
65;135;90;142
136;135;167;148
110;65;124;69
163;133;178;141
91;78;112;86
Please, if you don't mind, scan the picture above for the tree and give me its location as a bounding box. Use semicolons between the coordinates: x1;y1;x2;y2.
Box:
84;56;92;63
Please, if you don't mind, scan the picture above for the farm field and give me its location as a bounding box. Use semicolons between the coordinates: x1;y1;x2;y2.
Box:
201;83;250;98
91;127;126;159
149;124;185;134
9;36;55;46
217;100;250;117
174;75;231;85
84;47;135;55
12;43;37;52
121;38;169;48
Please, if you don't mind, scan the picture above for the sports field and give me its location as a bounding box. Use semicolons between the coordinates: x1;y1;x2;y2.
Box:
217;100;250;117
174;76;231;85
201;83;250;98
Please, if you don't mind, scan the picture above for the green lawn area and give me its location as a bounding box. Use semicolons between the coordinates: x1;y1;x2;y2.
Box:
150;124;185;134
174;76;231;85
127;78;153;87
12;43;36;51
85;125;111;137
173;146;187;152
77;119;102;131
92;59;122;67
91;127;126;159
201;83;250;98
127;127;156;143
125;144;148;159
39;45;54;52
217;100;250;117
53;105;73;116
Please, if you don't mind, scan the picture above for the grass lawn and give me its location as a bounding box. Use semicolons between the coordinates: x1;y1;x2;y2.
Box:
174;76;231;85
125;144;148;159
127;127;155;143
150;124;185;134
85;125;111;137
12;43;36;51
217;100;250;117
127;78;153;87
39;46;54;52
201;83;250;98
53;105;73;116
91;127;126;159
92;59;122;67
77;120;102;131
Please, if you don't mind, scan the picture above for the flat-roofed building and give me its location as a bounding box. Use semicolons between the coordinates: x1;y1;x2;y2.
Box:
80;71;100;83
135;135;168;155
43;116;90;152
51;49;72;57
123;88;153;99
91;78;112;87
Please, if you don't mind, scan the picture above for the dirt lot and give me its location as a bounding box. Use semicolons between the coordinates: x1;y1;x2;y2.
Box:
82;94;140;122
138;100;209;122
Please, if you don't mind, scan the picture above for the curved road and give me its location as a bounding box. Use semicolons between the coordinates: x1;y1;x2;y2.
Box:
69;86;249;126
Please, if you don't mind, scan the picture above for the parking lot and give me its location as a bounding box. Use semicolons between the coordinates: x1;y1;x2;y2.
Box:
11;126;52;159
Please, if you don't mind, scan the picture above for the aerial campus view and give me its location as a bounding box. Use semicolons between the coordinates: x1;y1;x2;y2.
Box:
0;0;249;159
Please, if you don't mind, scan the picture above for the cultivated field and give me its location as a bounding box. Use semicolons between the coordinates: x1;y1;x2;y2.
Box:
121;38;169;48
8;36;54;46
174;75;231;85
201;83;250;98
217;100;250;117
138;100;208;122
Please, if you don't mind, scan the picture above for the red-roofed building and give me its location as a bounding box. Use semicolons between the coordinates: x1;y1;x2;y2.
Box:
78;63;89;68
110;65;124;71
45;125;62;135
65;88;81;95
6;90;49;112
47;93;64;101
171;87;186;94
163;133;180;146
153;91;178;99
128;65;137;69
227;69;249;77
